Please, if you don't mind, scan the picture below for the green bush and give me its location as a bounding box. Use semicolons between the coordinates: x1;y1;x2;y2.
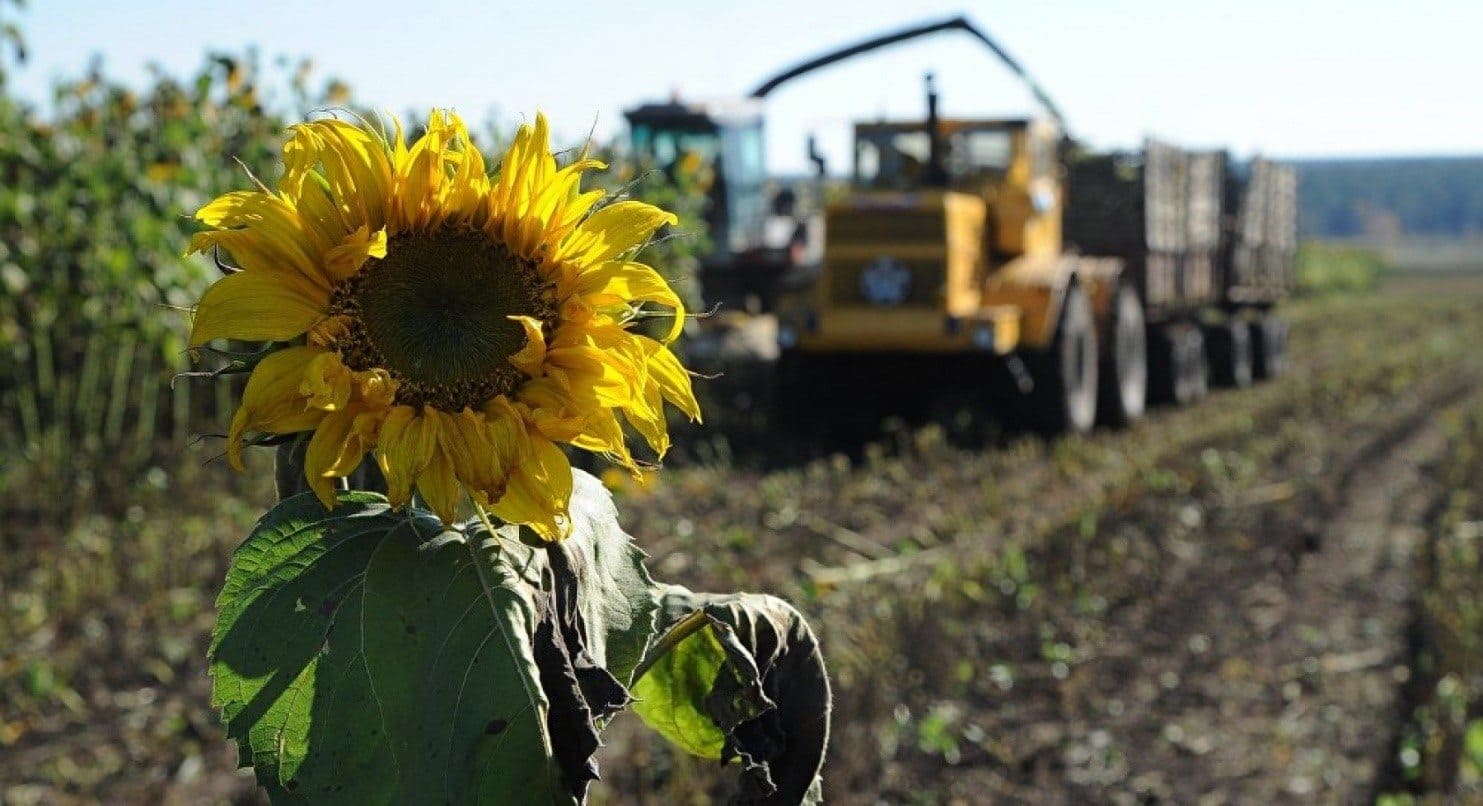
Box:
1295;241;1384;295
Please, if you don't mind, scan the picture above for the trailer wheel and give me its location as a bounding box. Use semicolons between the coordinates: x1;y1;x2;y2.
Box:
1205;319;1253;388
1149;323;1208;406
1181;326;1209;403
1028;282;1099;434
1252;316;1288;380
1097;284;1147;427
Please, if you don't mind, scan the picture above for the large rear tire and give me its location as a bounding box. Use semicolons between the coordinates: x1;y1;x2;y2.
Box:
1205;319;1254;388
1251;315;1289;380
1027;282;1099;435
1097;284;1148;427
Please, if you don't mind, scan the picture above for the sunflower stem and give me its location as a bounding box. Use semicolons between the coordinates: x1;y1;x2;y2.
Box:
472;500;503;556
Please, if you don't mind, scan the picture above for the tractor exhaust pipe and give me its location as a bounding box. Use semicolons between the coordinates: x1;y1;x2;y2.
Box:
924;73;948;187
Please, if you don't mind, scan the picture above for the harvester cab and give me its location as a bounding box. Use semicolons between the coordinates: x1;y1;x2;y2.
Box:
623;99;768;269
624;98;810;313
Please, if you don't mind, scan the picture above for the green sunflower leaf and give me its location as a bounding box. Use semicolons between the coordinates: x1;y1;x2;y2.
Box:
209;490;573;804
631;586;831;805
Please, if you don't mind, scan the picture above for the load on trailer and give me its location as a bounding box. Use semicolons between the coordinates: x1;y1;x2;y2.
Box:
773;18;1297;435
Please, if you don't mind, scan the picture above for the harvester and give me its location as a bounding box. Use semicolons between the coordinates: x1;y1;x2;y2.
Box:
623;17;1060;313
769;17;1297;435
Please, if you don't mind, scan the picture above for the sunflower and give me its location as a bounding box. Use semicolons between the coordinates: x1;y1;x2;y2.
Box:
189;110;699;539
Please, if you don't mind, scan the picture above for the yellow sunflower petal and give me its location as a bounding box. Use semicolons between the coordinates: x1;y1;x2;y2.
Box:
516;378;588;443
641;338;701;421
303;407;385;509
300;351;353;412
306;119;395;232
507;315;547;377
226;346;329;470
572;261;686;343
570;406;637;471
437;408;504;506
492;432;572;541
554;200;677;267
622;378;670;457
544;344;642;408
194;191;330;280
188;226;332;293
353;368;398;408
324;226;388;282
375;405;437;508
189;268;329;347
304;408;356;508
416;447;462;525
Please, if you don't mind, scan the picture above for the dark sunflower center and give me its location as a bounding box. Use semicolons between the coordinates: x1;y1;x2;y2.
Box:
329;229;556;412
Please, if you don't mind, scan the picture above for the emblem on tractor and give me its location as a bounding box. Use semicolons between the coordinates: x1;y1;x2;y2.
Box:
860;255;912;306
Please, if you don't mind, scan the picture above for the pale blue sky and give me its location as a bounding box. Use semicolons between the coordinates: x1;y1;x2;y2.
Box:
7;1;1481;173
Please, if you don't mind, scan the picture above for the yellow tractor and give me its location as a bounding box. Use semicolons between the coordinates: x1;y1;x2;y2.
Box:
776;74;1140;435
762;17;1296;436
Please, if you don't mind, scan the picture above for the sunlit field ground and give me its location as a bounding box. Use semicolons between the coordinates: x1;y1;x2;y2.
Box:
5;273;1483;803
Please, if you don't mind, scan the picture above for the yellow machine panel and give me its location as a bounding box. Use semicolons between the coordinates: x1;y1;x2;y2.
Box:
798;189;1028;354
790;116;1108;357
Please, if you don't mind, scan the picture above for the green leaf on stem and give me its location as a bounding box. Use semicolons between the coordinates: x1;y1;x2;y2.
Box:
209;491;572;804
632;586;831;805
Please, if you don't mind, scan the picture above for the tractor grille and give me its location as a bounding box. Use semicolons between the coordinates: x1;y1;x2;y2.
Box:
825;207;947;308
827;256;946;308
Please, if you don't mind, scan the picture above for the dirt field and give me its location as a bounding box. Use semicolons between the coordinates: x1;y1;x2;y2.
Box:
5;274;1483;804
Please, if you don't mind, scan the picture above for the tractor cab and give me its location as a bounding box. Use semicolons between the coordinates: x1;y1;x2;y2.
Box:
623;99;768;262
849;104;1064;261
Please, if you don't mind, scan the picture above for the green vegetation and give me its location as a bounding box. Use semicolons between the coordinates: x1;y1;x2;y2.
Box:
0;49;349;526
1295;241;1385;295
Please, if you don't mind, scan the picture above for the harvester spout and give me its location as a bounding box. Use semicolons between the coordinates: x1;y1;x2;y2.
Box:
747;14;1067;130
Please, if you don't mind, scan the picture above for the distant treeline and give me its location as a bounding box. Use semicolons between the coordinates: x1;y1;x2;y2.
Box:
1292;156;1483;239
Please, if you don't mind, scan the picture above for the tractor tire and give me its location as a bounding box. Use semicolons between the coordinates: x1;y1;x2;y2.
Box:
1149;323;1208;407
1026;282;1099;435
1205;319;1254;389
1097;283;1148;427
1251;315;1289;380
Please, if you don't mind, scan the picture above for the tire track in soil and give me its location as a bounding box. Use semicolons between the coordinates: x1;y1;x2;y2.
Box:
1046;377;1476;804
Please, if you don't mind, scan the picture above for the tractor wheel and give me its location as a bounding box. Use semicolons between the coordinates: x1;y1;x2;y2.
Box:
1149;323;1208;406
1097;283;1148;427
1027;282;1099;435
1251;315;1289;380
1205;319;1254;388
